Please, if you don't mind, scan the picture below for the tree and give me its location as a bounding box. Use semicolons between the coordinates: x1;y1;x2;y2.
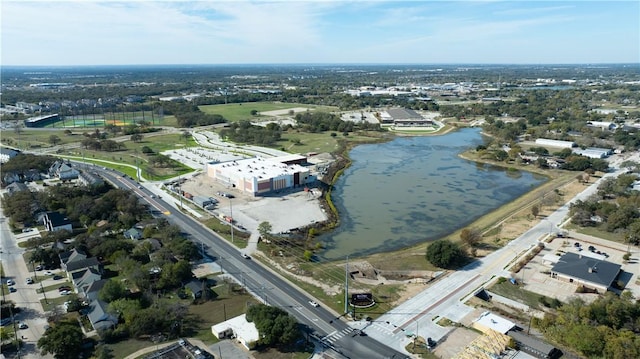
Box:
49;134;62;146
531;205;540;218
258;221;273;240
246;304;301;347
37;321;84;359
99;279;128;303
0;326;15;343
459;227;481;247
426;240;464;268
130;133;143;142
250;109;258;116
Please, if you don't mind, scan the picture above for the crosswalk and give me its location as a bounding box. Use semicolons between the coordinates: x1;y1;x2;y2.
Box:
322;322;397;345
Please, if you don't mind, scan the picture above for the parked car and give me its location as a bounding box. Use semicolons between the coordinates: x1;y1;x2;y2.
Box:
35;264;44;271
58;286;72;292
53;275;63;280
44;271;54;276
6;279;15;286
26;278;34;285
18;322;28;330
60;290;72;296
9;287;16;293
588;245;596;252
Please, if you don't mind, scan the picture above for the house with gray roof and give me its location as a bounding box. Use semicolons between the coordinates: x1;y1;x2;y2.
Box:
43;211;72;232
550;252;621;292
0;148;19;164
82;279;109;301
78;171;104;187
86;299;118;332
48;160;79;181
5;182;29;196
72;267;102;293
65;257;101;274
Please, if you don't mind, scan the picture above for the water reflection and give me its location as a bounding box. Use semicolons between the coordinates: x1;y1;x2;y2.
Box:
319;128;547;260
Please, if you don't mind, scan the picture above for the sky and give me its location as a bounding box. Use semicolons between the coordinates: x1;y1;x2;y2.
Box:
2;0;639;66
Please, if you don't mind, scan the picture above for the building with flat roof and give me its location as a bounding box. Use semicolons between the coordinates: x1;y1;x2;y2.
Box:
211;314;259;350
550;252;621;292
472;311;516;334
534;138;576;149
206;156;314;197
24;113;60;127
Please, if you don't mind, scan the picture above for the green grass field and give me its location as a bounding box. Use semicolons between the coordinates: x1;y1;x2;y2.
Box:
199;102;338;122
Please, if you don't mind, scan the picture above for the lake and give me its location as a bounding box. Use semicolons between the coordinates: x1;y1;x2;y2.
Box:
319;127;547;260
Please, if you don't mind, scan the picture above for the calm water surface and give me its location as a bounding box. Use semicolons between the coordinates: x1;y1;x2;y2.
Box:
319;128;547;260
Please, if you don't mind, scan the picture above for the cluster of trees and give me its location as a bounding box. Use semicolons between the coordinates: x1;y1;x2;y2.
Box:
295;111;381;133
80;138;124;152
535;292;640;358
162;101;226;127
0;153;57;177
220;120;282;146
569;173;640;241
425;239;465;269
246;304;301;348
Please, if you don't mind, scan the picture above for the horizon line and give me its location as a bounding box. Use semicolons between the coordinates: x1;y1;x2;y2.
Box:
2;62;639;69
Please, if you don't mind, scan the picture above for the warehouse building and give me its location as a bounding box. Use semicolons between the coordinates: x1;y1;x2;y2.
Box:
534;138;576;149
572;147;612;159
206;156;315;197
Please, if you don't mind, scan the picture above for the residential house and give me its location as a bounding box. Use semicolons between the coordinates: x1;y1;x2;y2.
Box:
0;148;19;163
48;160;79;181
64;257;101;276
72;267;102;293
43;211;72;232
78;171;104;187
5;182;29;196
185;279;206;299
24;169;41;182
86;300;118;332
124;227;143;240
2;172;20;186
60;248;88;266
550;252;622;292
82;279;109;301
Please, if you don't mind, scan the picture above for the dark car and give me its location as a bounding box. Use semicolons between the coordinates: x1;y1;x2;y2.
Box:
58;286;72;292
588;245;596;252
53;275;63;280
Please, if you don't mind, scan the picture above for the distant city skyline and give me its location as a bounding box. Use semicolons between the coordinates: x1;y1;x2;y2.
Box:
2;1;639;66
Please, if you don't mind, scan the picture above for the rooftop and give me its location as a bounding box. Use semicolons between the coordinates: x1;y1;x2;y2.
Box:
551;252;621;287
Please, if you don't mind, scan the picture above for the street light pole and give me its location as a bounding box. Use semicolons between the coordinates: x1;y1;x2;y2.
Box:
229;198;234;244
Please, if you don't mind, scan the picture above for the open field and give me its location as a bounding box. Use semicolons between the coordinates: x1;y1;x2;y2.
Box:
199;102;338;122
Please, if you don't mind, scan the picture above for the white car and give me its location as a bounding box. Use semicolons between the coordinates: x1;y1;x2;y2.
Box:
60;290;72;296
6;279;15;286
18;322;28;330
241;253;251;259
26;278;34;285
308;300;319;307
44;271;54;276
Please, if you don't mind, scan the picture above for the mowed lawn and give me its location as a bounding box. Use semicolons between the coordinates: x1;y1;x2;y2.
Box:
199;102;338;122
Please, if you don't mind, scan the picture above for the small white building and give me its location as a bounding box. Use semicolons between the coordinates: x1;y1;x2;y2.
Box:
534;138;576;149
211;314;259;350
472;311;516;335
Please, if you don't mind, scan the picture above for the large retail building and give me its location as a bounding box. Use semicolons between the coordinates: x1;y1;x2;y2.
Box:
206;155;315;196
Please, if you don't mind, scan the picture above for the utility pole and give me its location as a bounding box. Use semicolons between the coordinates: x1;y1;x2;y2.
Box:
345;256;349;316
229;198;234;244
